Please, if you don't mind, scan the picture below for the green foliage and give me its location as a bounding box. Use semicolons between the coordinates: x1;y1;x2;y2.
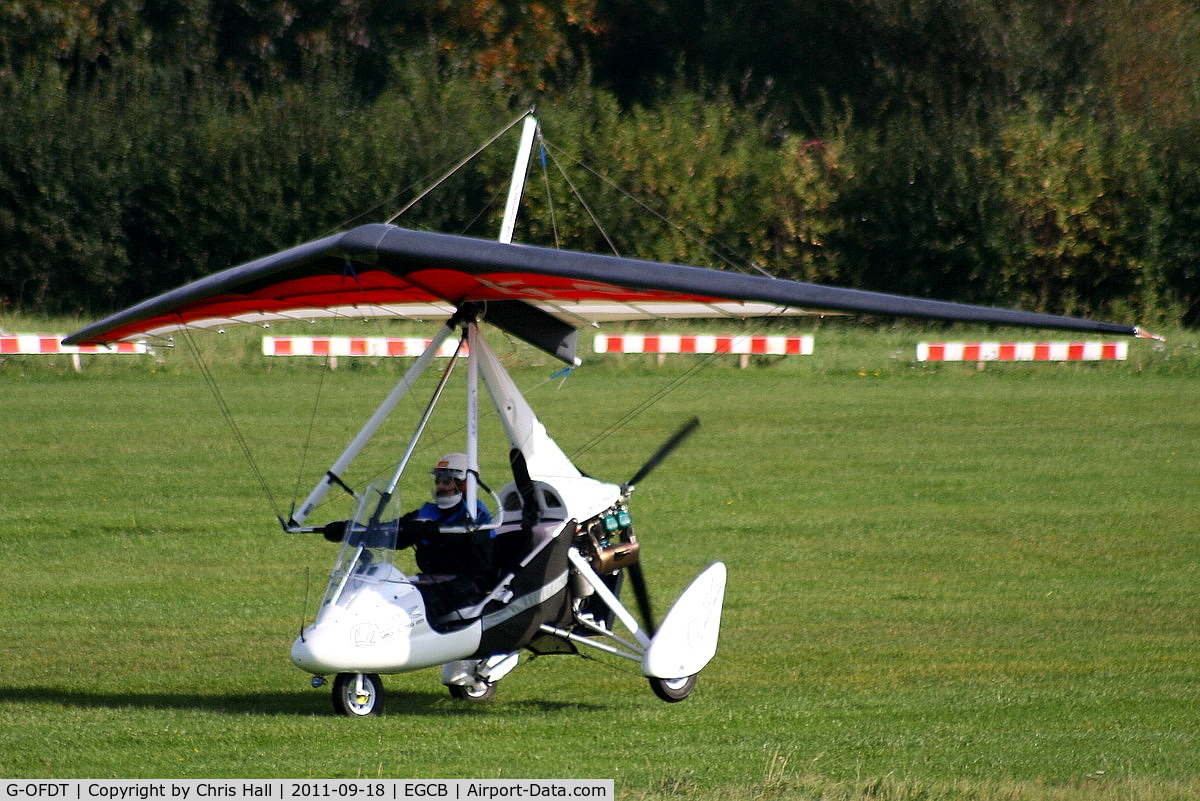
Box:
987;99;1168;319
0;57;524;313
518;87;788;272
0;70;135;312
824;110;1004;304
3;2;1200;326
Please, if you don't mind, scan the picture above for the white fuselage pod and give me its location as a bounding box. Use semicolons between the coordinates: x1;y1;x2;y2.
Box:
290;562;480;674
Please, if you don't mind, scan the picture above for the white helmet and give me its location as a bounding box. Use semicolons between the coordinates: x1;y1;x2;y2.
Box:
431;452;469;508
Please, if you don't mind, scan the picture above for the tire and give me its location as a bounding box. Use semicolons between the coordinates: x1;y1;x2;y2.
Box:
447;681;496;701
649;674;696;702
332;672;385;716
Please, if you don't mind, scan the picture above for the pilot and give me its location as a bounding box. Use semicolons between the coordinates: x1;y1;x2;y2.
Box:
405;451;494;578
321;452;495;620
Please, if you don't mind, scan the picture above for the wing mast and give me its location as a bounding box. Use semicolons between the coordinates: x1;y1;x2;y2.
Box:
499;113;538;246
467;111;539;519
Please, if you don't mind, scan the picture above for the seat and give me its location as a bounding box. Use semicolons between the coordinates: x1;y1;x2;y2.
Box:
435;520;567;624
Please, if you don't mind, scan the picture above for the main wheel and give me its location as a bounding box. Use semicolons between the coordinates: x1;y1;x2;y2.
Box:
649;674;696;702
332;672;385;716
447;680;496;701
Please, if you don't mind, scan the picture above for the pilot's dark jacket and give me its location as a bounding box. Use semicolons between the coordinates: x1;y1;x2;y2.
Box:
401;499;495;584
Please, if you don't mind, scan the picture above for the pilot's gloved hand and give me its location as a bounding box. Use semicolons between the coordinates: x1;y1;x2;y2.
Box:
319;520;349;543
401;518;440;539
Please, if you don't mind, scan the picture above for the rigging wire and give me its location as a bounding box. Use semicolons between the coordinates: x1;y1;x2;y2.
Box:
177;322;284;521
539;137;621;257
535;132;562;249
529;132;794;455
384;111;533;226
538;135;777;278
290;354;330;514
308;109;533;235
566;314;789;461
287;296;354;516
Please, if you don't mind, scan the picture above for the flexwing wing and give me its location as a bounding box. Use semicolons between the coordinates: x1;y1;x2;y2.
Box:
65;223;1149;362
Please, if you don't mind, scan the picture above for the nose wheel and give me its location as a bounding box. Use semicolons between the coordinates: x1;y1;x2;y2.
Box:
332;672;385;716
649;674;696;702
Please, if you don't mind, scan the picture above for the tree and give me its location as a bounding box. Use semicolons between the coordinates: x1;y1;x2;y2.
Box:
988;99;1166;317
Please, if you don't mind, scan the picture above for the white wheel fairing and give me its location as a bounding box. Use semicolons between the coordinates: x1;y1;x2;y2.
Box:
642;562;726;679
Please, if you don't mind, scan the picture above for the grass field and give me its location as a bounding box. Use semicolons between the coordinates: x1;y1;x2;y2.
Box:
1;320;1198;799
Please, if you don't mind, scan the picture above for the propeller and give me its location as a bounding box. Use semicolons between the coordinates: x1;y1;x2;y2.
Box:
626;558;657;637
620;416;701;636
623;416;701;493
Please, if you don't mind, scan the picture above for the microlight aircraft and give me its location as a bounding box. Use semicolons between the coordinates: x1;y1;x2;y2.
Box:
66;113;1156;716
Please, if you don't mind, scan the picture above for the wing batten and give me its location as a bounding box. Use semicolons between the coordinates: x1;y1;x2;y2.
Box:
65;223;1141;347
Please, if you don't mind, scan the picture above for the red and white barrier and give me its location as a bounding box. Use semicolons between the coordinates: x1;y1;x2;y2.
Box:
916;341;1127;363
594;333;813;367
263;336;464;362
1;334;151;371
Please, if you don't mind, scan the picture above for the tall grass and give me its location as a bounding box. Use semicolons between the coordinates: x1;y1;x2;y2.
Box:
0;322;1197;799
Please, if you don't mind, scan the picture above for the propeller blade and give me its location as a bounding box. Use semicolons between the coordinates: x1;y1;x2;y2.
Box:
616;417;700;636
624;416;700;490
626;561;656;636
